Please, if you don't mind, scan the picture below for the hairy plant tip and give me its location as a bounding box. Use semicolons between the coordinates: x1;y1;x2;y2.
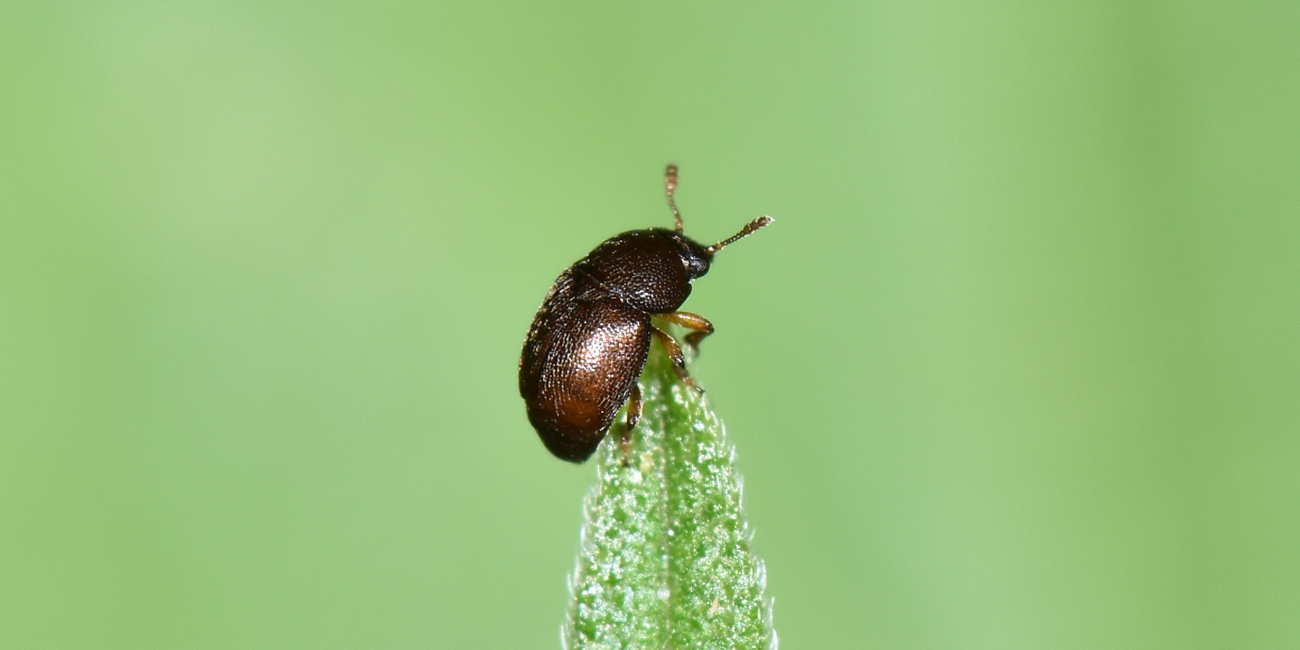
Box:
563;346;777;650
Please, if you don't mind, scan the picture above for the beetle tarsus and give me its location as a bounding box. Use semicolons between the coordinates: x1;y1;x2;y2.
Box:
619;384;641;466
625;384;642;430
656;311;714;357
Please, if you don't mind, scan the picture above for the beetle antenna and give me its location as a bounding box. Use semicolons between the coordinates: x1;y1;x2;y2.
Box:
707;216;773;254
665;164;684;233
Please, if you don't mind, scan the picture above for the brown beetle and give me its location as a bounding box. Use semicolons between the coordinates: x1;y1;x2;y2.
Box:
519;165;772;462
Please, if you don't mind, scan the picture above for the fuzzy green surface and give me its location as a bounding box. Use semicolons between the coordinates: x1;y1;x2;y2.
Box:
564;347;775;650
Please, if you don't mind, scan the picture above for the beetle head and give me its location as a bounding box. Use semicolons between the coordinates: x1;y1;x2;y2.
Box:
661;164;773;279
661;231;714;279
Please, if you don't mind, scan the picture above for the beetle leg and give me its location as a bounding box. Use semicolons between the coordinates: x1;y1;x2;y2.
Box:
620;384;642;465
651;326;703;394
625;383;642;431
657;311;714;355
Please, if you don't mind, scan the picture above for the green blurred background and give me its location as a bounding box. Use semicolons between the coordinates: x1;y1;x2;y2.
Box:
2;1;1297;648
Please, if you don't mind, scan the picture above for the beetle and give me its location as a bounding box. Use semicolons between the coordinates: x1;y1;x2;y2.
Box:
519;164;772;462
